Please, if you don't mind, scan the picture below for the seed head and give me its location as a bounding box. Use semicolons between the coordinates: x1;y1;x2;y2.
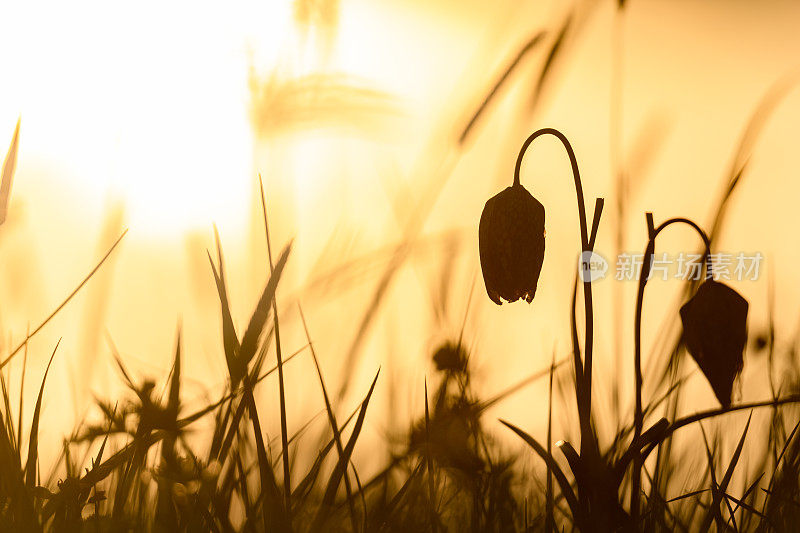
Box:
432;341;468;373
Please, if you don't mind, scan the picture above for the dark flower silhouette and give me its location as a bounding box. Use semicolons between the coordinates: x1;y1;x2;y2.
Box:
680;279;749;407
478;183;546;305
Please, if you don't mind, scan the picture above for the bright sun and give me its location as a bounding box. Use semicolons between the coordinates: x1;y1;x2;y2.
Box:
0;0;298;236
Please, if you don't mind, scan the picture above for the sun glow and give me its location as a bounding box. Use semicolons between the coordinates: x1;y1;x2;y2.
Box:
0;0;459;239
0;0;300;236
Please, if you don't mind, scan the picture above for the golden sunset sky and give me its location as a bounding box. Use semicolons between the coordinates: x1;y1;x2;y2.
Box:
1;0;799;466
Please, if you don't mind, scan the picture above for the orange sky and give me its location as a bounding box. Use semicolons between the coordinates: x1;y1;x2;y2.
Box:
0;0;799;467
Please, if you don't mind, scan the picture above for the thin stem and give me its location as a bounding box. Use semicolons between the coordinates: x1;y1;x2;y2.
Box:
640;394;800;465
513;130;589;248
258;175;292;524
610;1;625;428
513;128;603;457
631;214;711;522
545;353;555;532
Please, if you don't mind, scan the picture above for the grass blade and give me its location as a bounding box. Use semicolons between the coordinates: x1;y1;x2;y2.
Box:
699;414;752;531
0;118;20;226
208;230;242;384
238;243;291;366
499;419;582;527
0;230;127;370
312;369;380;531
259;175;292;517
458;32;545;144
299;304;358;531
25;340;59;491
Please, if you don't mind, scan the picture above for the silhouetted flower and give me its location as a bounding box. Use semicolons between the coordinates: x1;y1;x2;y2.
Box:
680;279;748;407
478;184;545;305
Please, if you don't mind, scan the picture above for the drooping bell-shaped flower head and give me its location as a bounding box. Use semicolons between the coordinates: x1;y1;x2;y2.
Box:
479;183;545;305
679;279;748;407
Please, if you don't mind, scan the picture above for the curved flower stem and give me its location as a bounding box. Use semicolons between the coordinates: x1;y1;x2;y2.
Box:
630;213;711;523
514;128;604;457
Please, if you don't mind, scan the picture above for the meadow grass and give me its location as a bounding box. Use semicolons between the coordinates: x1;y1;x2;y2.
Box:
1;164;799;531
3;6;800;531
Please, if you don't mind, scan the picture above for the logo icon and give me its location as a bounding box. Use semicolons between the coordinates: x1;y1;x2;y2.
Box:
578;251;608;282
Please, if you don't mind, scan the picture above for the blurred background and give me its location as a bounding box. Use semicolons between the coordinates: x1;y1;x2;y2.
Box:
0;0;799;475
